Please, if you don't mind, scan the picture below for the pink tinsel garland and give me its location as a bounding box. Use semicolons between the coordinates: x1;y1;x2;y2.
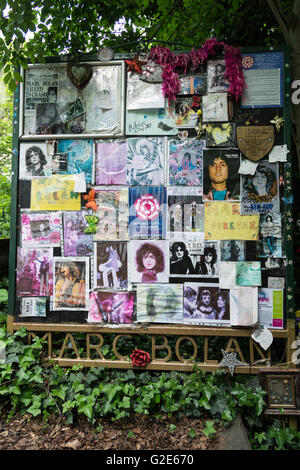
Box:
148;38;246;103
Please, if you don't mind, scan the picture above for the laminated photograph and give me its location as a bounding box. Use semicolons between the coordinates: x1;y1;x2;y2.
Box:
204;202;259;241
168;139;205;188
136;284;183;324
51;153;68;175
62;211;94;257
19;142;51;179
174;96;199;127
241;162;280;214
129;186;167;239
258;212;282;258
205;123;236;148
95;140;127;185
168;191;204;238
57;139;94;183
268;277;285;290
169;240;218;277
203;149;240;201
235;261;262;286
126;105;177;136
83;64;123;133
93;187;128;241
207;60;230;93
127;72;164;110
128;240;169;283
20;297;47;317
202;93;229;122
52;257;89;311
21;211;61;248
221;240;245;262
126;137;165;186
258;288;284;329
94;242;127;290
30;175;81;211
230;287;258;326
88;291;134;324
184;283;230;326
16;247;53;297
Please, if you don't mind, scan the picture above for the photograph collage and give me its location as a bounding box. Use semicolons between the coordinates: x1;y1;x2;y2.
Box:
16;54;287;329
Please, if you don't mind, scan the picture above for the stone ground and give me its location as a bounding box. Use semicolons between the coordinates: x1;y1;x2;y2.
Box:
0;413;251;451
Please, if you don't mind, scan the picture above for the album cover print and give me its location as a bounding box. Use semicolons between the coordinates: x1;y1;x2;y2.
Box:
52;257;89;311
88;291;134;324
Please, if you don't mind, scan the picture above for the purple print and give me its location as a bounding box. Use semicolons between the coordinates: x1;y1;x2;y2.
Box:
21;212;61;247
88;291;134;324
129;240;168;283
16;247;53;297
63;211;94;256
95;140;127;185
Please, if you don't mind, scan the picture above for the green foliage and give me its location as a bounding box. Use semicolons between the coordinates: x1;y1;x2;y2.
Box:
0;79;12;239
0;314;299;450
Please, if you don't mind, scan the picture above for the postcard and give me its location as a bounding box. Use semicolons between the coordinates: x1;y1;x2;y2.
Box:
221;240;245;262
93;187;128;241
258;212;282;258
179;74;207;95
20;297;47;317
88;291;134;324
129;186;167;239
204;202;259;240
174;96;199;127
168;192;204;237
168;139;205;188
128;240;169;283
207;60;230;93
30;175;81;211
202;93;229;122
235;261;262;286
258;288;284;329
136;284;183;323
19;142;51;179
16;247;53;297
184;283;230;326
51;153;68;175
62;211;94;257
230;287;258;326
240;162;280;214
21;211;61;248
57;139;93;183
94;242;127;290
126;137;165;186
52;257;89;311
203;148;240;201
95;140;127;185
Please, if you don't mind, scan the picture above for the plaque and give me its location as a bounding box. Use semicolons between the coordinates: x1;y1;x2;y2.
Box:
237;126;274;162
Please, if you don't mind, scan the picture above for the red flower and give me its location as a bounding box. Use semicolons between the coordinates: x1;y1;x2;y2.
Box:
130;349;151;367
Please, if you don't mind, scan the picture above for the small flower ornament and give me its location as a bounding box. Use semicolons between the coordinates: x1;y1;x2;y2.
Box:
130;349;151;368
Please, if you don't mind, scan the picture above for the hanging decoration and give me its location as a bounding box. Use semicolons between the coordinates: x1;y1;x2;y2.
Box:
125;55;147;74
270;115;285;132
66;63;93;90
148;38;246;103
140;61;164;83
83;189;98;212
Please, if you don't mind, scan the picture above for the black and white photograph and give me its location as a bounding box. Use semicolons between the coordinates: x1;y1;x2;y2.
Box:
184;283;230;325
168;191;204;237
19;142;51;179
169;240;219;277
35;102;69;134
207;60;230;93
221;240;245;262
52;152;68;174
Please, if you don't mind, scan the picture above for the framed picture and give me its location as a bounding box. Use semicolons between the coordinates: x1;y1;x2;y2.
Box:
21;62;125;138
52;257;89;311
259;369;300;413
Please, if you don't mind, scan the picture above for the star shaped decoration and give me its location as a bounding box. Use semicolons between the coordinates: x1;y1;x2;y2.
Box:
270;115;285;132
219;349;247;376
125;55;147;74
195;122;206;138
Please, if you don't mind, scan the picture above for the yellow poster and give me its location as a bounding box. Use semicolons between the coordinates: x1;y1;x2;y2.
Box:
204;202;259;240
30;175;81;211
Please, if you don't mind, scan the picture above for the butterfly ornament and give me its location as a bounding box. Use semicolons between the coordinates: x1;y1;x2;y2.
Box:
84;214;100;235
83;189;98;212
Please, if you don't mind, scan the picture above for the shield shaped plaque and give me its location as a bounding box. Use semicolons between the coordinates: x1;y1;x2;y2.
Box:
237;126;274;162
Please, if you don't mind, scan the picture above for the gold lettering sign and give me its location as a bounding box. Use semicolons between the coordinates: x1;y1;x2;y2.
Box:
237;126;274;162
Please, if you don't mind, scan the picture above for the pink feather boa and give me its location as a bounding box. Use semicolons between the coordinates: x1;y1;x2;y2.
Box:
149;38;246;103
